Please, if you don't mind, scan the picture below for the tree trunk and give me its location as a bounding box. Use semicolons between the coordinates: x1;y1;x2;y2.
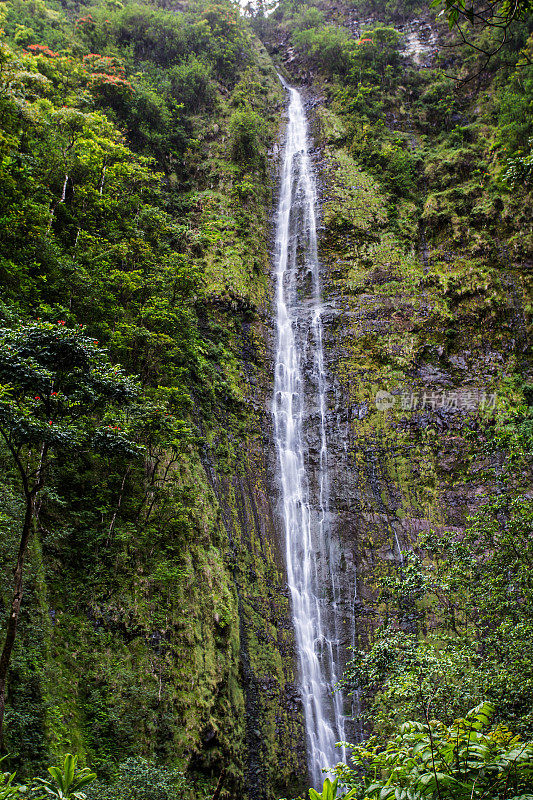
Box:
211;768;226;800
0;493;35;751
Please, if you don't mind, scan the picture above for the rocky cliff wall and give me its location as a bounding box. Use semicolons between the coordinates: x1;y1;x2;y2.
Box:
308;88;531;728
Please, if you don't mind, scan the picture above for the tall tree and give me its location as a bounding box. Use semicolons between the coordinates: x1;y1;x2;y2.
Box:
0;320;140;748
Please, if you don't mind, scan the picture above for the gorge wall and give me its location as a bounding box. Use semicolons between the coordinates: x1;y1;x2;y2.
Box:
268;0;532;747
0;9;308;798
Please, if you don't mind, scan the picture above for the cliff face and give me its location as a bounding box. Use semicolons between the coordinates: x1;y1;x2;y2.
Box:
0;12;308;797
26;316;307;799
198;300;308;799
274;0;532;737
315;102;530;651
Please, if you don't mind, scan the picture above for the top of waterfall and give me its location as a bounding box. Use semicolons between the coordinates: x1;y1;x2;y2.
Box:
276;71;291;90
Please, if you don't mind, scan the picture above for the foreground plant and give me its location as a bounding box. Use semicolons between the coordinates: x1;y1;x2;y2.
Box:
0;766;24;800
333;702;533;799
34;754;96;800
309;777;356;800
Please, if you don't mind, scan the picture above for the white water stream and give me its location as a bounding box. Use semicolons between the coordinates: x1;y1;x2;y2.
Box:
272;79;346;787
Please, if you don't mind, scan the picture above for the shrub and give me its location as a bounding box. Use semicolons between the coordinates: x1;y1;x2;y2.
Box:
334;703;533;800
229;108;264;165
290;5;325;32
35;753;97;800
292;25;352;75
86;758;211;800
169;55;215;111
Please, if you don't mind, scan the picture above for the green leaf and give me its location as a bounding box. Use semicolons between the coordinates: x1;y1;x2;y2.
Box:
64;755;76;792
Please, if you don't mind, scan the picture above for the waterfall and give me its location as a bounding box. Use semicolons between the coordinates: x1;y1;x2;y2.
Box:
272;78;346;788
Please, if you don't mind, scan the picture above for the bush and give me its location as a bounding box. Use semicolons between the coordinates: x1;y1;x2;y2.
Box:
335;703;533;800
111;5;187;66
292;25;352;75
290;5;325;32
86;758;211;800
229;108;264;165
169;55;215;111
504;137;533;187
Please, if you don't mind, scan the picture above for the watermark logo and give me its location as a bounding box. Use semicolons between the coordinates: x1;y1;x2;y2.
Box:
375;390;395;411
375;388;497;412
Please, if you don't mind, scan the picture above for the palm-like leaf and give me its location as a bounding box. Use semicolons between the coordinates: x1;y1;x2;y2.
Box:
34;755;96;800
0;770;24;800
309;776;357;800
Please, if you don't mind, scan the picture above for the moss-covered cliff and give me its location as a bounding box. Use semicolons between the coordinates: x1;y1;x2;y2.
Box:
261;0;532;744
1;0;532;792
0;4;307;797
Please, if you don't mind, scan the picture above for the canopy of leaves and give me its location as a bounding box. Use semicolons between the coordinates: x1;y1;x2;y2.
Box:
0;322;140;454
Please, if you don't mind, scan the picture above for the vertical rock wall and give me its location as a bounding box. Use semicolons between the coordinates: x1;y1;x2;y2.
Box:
307;99;531;720
0;43;309;800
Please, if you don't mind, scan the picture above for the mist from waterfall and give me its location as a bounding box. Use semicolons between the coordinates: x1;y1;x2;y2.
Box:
272;78;346;788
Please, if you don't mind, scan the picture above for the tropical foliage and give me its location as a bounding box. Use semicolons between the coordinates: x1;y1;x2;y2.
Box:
0;0;284;788
35;753;96;800
0;0;532;793
334;704;533;800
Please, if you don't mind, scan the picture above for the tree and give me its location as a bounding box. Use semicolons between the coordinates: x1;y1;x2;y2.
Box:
0;320;140;748
432;0;533;75
347;494;533;738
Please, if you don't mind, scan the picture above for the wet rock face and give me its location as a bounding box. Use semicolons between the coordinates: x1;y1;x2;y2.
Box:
300;99;532;728
400;21;438;66
201;303;308;800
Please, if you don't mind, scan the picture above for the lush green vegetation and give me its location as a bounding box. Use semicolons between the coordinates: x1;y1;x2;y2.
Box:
0;0;302;796
333;703;533;799
0;0;532;792
0;321;140;747
1;752;214;800
341;495;533;735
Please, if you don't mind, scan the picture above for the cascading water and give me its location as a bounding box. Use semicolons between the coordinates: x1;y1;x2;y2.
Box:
272;78;346;787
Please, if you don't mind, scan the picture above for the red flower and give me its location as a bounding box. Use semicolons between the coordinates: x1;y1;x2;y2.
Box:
27;44;59;58
35;396;40;400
